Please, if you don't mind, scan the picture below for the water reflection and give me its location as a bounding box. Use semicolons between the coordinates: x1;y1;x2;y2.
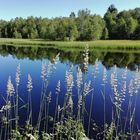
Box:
0;45;140;71
0;45;140;139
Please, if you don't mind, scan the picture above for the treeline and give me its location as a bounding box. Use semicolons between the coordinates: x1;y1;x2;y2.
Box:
0;5;140;40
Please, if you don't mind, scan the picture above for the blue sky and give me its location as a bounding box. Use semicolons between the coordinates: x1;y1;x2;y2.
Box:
0;0;140;20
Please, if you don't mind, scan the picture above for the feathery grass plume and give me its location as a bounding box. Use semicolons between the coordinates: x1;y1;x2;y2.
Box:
101;67;107;139
121;67;127;96
53;80;61;134
52;53;60;65
15;64;21;131
130;68;140;135
56;80;61;94
83;80;91;135
83;81;91;96
65;70;74;93
110;66;127;136
47;53;60;78
124;79;134;133
76;67;83;126
110;65;118;91
67;95;73;115
76;67;83;90
83;44;89;72
81;81;91;123
133;68;140;94
37;55;59;133
92;58;99;79
27;74;33;93
115;67;127;135
27;74;33;130
112;78;123;110
37;63;47;132
7;76;15;96
110;65;118;132
110;66;123;109
15;64;21;87
5;76;15;140
60;67;73;135
41;63;47;81
77;95;82;120
128;79;134;97
116;67;127;111
103;67;107;85
0;101;11;113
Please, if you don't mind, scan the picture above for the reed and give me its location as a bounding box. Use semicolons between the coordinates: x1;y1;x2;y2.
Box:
26;74;33;132
15;64;20;132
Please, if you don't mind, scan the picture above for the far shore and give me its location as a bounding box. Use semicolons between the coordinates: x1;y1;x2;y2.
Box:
0;38;140;50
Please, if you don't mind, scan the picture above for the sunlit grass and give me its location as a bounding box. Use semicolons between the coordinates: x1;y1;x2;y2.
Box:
1;38;140;50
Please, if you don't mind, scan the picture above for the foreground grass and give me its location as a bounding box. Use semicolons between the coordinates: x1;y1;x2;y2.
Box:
0;46;140;139
1;38;140;50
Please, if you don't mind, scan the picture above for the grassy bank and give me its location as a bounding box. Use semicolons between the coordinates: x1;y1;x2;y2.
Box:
0;38;140;50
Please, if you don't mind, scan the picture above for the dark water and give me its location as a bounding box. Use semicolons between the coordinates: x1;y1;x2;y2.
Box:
0;45;140;138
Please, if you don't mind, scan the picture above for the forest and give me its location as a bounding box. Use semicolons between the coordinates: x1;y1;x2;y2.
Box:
0;4;140;41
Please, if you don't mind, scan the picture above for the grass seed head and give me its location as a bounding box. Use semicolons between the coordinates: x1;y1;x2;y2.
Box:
7;76;15;96
27;74;33;92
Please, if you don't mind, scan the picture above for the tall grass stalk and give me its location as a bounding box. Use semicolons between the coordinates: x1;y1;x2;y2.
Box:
60;67;73;140
5;76;15;140
37;63;47;132
87;59;99;137
46;92;51;133
101;67;107;139
27;74;33;131
53;80;61;134
81;45;89;124
110;65;118;137
115;68;127;137
15;64;20;131
76;67;83;122
38;54;59;133
131;68;140;136
124;79;134;133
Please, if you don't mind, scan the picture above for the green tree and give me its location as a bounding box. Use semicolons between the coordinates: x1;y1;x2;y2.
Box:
104;4;118;39
102;27;108;39
13;30;22;38
117;11;138;39
125;17;138;39
69;12;76;19
69;24;78;41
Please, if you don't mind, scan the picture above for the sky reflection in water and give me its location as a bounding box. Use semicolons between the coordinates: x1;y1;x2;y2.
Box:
0;48;140;138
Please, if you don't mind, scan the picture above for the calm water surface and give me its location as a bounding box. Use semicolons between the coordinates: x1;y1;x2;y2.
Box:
0;45;140;138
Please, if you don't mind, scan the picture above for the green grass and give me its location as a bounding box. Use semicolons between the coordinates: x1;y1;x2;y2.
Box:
1;38;140;50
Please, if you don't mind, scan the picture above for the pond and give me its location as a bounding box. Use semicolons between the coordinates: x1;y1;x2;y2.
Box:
0;45;140;139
